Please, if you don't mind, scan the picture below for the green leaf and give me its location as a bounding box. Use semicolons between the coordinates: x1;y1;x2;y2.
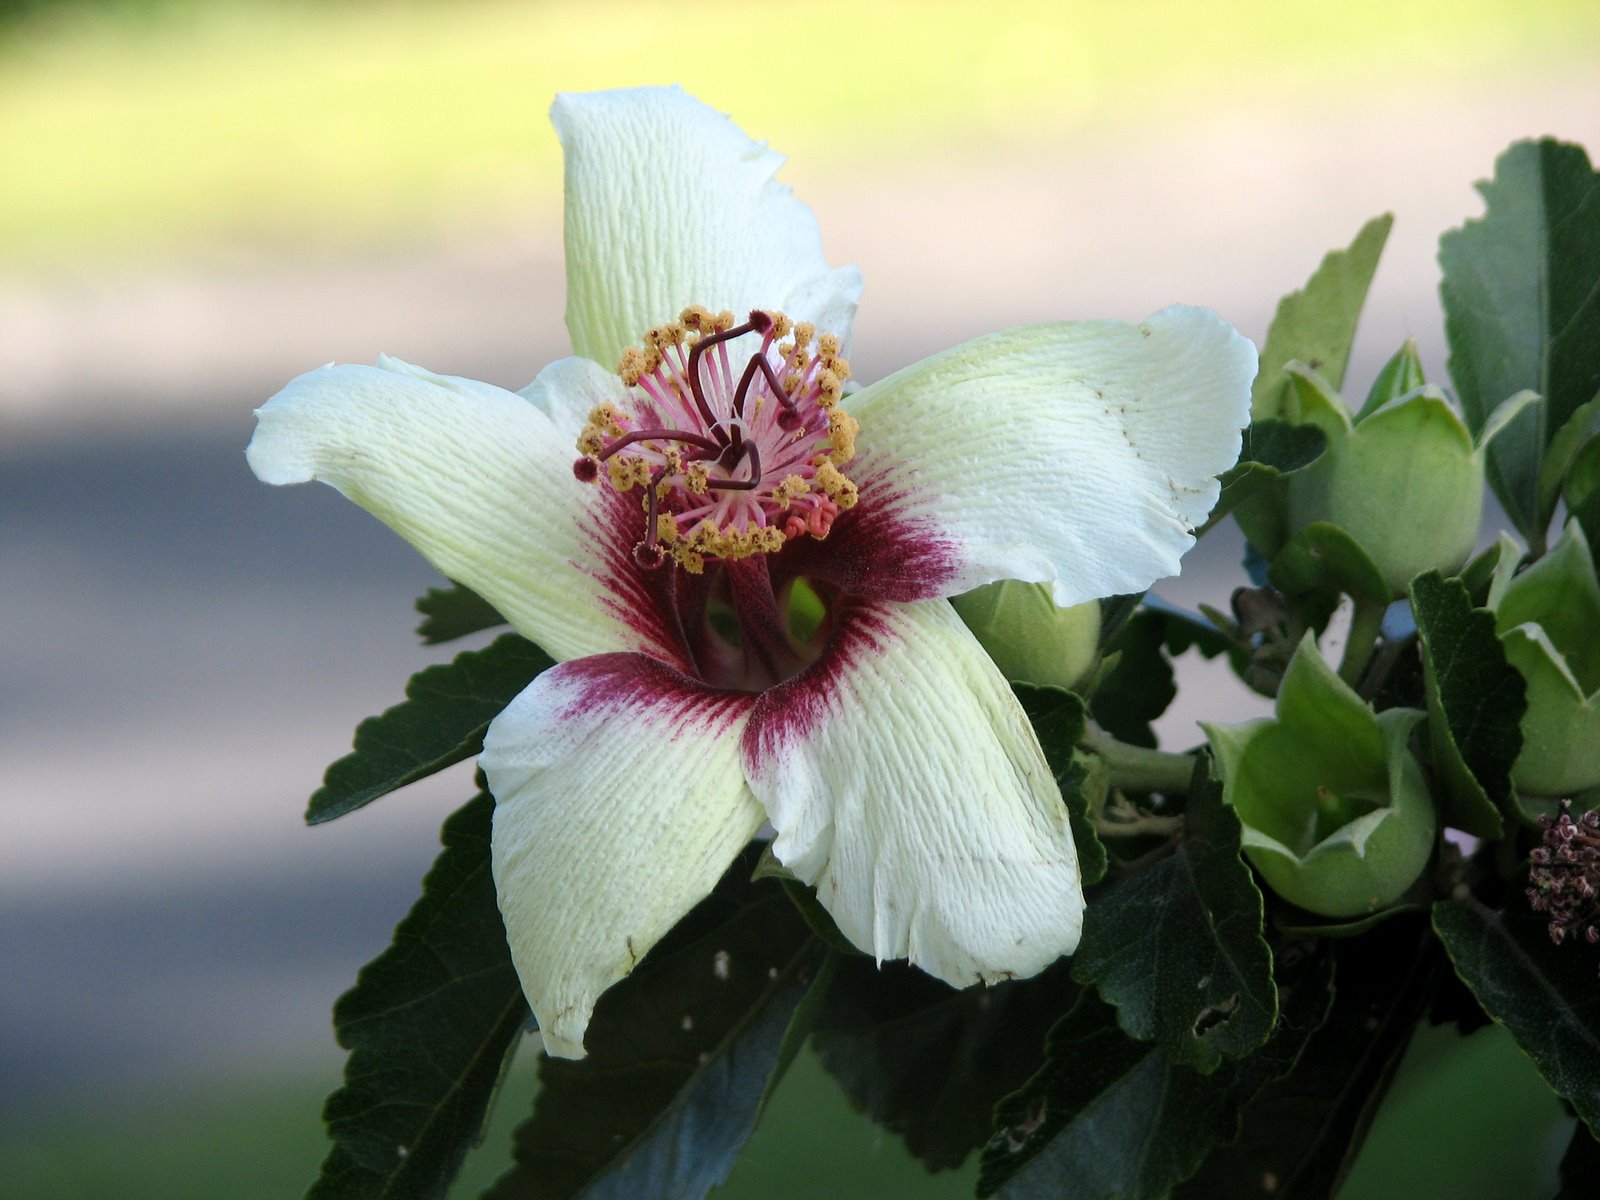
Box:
1012;684;1107;886
308;633;553;824
811;958;1079;1171
485;848;824;1200
1251;214;1393;422
1268;520;1390;608
1072;765;1276;1073
1088;607;1234;748
979;942;1329;1200
1439;138;1600;537
1411;571;1525;837
1203;420;1327;535
1175;916;1437;1199
1434;899;1600;1137
309;792;530;1200
415;583;507;644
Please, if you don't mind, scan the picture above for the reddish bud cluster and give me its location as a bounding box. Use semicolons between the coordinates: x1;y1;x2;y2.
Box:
1527;802;1600;951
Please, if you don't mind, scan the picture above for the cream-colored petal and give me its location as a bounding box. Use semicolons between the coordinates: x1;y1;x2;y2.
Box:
483;654;762;1058
248;355;690;667
554;86;862;368
842;306;1256;605
742;598;1083;986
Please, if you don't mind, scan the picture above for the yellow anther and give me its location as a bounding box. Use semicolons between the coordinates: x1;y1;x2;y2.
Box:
680;305;713;333
818;368;842;403
685;463;710;495
826;410;859;462
674;547;706;574
770;312;793;339
656;513;679;543
616;347;650;386
793;322;815;349
824;353;851;381
577;427;605;456
818;333;841;357
772;473;810;509
714;310;736;332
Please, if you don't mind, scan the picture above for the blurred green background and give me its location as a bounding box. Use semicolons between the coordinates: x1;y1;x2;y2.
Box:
1;1;1593;1196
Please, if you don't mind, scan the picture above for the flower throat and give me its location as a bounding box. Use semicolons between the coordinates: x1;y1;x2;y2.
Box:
573;306;860;573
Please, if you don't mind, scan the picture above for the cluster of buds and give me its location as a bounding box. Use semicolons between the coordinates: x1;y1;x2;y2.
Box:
1527;802;1600;949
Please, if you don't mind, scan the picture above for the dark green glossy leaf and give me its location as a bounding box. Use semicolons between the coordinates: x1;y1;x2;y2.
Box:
486;849;824;1200
1072;767;1276;1072
415;583;506;645
1012;684;1107;886
1204;420;1327;533
1175;917;1436;1199
308;633;553;824
309;792;529;1200
1440;138;1600;537
811;958;1078;1171
1411;571;1525;837
1088;611;1175;748
979;942;1328;1200
1252;214;1393;421
1268;521;1389;607
1089;607;1232;748
1433;899;1600;1137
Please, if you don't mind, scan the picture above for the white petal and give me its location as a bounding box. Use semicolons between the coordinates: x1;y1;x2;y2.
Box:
483;654;763;1058
842;306;1256;605
742;598;1083;986
553;86;862;368
248;355;690;667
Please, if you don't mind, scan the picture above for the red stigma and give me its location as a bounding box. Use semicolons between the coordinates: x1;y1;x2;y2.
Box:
573;456;600;482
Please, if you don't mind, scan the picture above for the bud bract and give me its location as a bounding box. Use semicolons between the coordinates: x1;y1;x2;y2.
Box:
1283;359;1484;599
950;580;1102;693
1204;633;1435;917
1489;521;1600;798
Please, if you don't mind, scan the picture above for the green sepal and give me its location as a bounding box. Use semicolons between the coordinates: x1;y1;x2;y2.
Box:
1205;635;1435;918
1539;391;1600;521
308;633;553;824
1269;521;1389;609
1355;338;1426;422
1490;522;1600;798
1564;431;1600;550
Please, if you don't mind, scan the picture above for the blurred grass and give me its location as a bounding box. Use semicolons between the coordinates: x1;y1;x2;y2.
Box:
2;0;1597;268
0;1021;1570;1198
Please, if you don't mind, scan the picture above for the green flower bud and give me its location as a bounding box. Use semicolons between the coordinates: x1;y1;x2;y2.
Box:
950;581;1101;692
1489;521;1600;797
1203;633;1435;917
1283;360;1484;598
